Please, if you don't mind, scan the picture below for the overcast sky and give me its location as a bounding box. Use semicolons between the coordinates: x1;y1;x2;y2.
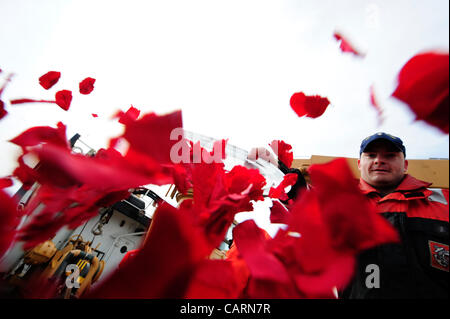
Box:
1;0;449;180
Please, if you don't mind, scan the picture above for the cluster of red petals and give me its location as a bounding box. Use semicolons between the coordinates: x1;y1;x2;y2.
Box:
269;140;293;168
39;71;61;90
9;71;98;112
7;110;182;251
392;51;449;134
333;32;365;57
290;92;330;118
229;158;399;298
79;77;96;95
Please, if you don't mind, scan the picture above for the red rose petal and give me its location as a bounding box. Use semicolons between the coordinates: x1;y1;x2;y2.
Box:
39;71;61;90
10;98;56;105
370;85;384;126
290;92;330;118
9;122;69;150
268;173;298;201
0;190;19;258
0;100;6;120
79;77;96;95
233;220;289;283
122;110;183;165
392;51;449;134
185;259;242;298
333;32;365;57
269;140;293;168
55;90;72;111
270;200;289;224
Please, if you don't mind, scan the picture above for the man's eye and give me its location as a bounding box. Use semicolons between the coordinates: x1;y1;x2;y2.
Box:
386;153;396;158
366;153;376;158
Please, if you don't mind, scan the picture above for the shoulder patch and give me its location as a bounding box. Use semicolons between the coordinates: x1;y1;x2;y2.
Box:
429;240;449;272
428;189;448;205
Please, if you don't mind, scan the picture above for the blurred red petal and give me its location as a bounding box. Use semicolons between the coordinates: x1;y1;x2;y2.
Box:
370;85;384;126
0;190;19;258
270;200;289;224
392;51;449;134
290;92;330;118
122;110;182;165
91;113;98;118
270;140;293;168
333;32;365;57
79;77;95;95
233;220;289;283
55;90;72;111
9;122;69;149
185;260;242;298
0;177;13;189
33;143;171;190
0;100;7;119
10;98;55;105
39;71;61;90
113;105;141;125
268;173;297;201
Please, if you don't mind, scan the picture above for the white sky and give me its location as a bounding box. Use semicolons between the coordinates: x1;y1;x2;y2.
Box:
1;0;449;180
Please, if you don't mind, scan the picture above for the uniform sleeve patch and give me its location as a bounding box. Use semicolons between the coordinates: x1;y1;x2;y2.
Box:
429;240;449;272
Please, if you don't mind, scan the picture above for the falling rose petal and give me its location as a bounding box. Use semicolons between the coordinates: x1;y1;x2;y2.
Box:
113;105;141;125
122;110;182;165
10;98;55;105
369;85;384;126
233;220;290;283
32;143;172;191
92;113;98;118
55;90;72;111
0;100;6;120
392;51;449;134
0;177;13;189
333;31;365;57
9;122;69;150
269;140;293;168
38;71;61;90
0;190;19;259
79;77;96;95
290;92;330;118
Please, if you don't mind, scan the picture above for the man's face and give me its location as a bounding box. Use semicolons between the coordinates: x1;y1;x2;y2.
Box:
358;139;408;190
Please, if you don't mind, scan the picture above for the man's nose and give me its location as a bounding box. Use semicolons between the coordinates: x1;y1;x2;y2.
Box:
373;154;385;164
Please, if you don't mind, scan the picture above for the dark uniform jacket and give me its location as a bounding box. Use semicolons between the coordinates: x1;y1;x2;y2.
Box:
344;174;449;299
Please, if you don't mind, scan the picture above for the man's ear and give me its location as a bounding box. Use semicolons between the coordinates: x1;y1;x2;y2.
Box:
404;159;409;173
357;158;361;170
